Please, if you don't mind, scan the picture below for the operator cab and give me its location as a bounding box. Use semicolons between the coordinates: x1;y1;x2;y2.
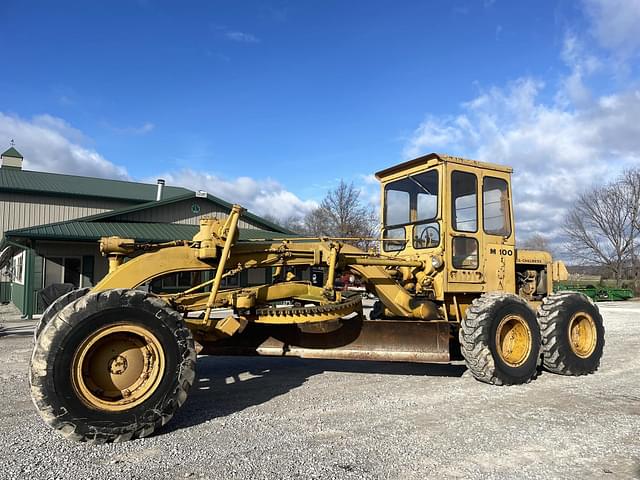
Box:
376;153;515;292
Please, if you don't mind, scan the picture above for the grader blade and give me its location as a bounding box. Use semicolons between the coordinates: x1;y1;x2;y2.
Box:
199;318;451;363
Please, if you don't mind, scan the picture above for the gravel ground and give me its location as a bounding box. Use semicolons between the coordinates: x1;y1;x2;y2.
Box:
0;301;638;480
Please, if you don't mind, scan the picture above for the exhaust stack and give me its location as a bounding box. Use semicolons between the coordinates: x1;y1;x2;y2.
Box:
156;179;165;201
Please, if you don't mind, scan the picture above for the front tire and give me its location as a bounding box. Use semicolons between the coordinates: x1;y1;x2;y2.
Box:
460;292;541;385
30;289;196;443
34;287;91;341
537;292;605;375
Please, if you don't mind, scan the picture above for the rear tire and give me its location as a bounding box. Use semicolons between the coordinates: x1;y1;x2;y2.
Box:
34;287;90;341
30;289;196;443
537;292;604;375
459;292;541;385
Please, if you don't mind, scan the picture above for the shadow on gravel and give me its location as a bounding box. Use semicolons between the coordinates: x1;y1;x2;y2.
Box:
165;355;466;435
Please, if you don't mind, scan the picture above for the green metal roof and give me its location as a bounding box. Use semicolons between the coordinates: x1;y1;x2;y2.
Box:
1;147;23;158
5;221;295;243
0;168;191;202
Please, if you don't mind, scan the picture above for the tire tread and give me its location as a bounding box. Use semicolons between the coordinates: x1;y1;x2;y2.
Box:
459;292;540;386
537;291;605;375
30;288;196;443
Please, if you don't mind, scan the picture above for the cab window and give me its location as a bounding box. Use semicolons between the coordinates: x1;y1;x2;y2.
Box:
384;170;439;252
384;170;438;226
483;177;511;237
452;237;478;270
452;171;477;232
386;190;410;226
413;222;440;249
383;227;407;252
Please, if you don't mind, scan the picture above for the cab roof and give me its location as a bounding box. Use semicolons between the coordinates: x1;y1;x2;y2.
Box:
374;153;513;181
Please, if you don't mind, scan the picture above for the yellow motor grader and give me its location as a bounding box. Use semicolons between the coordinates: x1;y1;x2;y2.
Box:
30;153;605;443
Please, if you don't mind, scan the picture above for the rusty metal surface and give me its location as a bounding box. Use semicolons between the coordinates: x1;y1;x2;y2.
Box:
199;318;450;363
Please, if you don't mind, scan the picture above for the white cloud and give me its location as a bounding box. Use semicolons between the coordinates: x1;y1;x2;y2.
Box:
0;112;129;179
225;31;260;43
0;112;316;223
154;169;318;221
405;76;640;251
404;1;640;253
557;33;601;106
360;173;378;185
583;0;640;58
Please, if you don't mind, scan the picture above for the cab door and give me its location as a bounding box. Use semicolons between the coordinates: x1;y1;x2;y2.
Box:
447;169;484;290
481;174;516;292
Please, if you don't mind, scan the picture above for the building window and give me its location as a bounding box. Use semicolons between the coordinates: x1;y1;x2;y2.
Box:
44;256;83;289
247;268;266;285
158;271;208;289
11;251;25;285
161;272;194;289
153;270;238;293
221;273;239;287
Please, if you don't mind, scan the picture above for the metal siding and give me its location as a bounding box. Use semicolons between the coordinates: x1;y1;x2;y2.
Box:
10;281;25;312
113;199;263;230
114;198;225;224
0;192;135;240
0;281;10;303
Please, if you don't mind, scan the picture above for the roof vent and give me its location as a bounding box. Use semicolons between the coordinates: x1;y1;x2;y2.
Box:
1;142;23;170
156;179;165;201
195;190;208;198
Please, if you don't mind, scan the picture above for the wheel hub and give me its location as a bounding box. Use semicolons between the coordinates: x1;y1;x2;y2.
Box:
495;314;532;367
108;355;128;375
71;324;165;411
568;313;597;358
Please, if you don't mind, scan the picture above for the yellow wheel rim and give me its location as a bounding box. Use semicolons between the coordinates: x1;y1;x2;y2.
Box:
568;313;597;358
495;315;532;367
71;324;165;412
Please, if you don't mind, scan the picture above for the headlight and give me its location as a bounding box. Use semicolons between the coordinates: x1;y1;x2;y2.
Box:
430;255;443;270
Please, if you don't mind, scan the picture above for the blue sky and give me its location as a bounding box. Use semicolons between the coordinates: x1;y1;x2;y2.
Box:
1;0;640;245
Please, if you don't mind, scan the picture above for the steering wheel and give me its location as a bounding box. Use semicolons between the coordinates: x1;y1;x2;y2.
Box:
417;225;439;248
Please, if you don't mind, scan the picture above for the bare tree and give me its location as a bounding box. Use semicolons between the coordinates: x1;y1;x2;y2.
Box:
519;233;553;255
563;181;636;286
621;169;640;287
303;180;378;249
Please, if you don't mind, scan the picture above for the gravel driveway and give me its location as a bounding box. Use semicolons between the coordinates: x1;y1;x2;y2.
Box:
0;302;638;479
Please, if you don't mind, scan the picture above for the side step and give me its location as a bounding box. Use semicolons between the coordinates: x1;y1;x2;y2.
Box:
200;318;451;363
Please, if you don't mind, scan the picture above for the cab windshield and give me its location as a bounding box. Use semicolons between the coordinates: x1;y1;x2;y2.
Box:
383;170;439;251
